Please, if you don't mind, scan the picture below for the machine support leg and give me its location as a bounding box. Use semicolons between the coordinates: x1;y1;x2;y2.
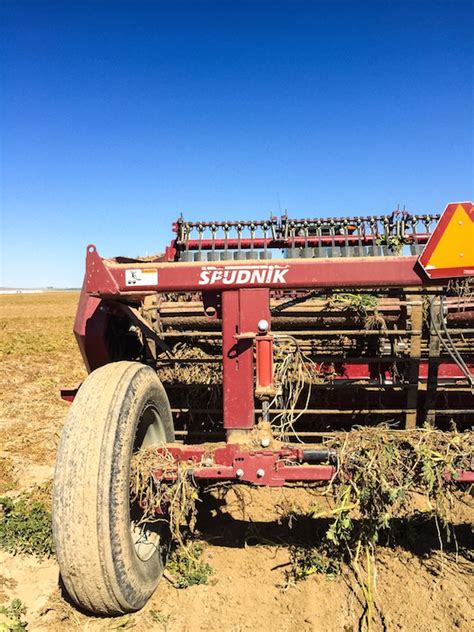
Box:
425;295;442;425
405;294;423;428
222;289;270;438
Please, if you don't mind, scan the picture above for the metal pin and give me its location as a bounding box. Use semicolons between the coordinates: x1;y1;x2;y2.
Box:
342;219;350;257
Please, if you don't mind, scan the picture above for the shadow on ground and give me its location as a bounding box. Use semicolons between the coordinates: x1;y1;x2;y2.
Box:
195;489;473;561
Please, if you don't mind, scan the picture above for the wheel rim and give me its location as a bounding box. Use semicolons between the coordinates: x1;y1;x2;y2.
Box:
130;402;167;562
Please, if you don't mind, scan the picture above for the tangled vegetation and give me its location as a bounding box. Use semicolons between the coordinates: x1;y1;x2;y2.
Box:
0;494;53;559
326;291;387;330
284;427;473;630
130;447;199;546
375;234;407;254
130;425;472;619
327;292;378;316
271;336;319;438
130;448;214;587
157;340;222;385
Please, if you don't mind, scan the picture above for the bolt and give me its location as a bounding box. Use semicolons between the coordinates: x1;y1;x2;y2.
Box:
257;319;269;333
235;468;244;479
256;468;265;478
261;437;271;448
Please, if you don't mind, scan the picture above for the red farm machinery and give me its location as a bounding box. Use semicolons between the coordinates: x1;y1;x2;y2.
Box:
52;201;474;614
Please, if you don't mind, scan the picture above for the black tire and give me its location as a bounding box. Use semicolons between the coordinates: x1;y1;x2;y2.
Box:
52;361;174;615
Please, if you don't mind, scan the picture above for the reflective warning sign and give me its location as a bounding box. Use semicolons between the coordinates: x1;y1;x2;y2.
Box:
418;202;474;279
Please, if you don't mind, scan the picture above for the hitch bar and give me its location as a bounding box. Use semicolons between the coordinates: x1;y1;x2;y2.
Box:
151;444;474;488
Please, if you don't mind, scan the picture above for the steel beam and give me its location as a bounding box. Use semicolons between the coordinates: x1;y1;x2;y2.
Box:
221;289;270;433
85;246;434;295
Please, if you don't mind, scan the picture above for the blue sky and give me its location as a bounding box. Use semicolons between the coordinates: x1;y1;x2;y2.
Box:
1;0;472;287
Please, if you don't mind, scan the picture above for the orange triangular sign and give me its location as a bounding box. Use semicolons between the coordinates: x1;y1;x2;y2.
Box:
419;202;474;279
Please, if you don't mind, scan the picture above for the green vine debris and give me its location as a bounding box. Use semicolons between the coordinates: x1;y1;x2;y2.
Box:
285;427;473;629
130;427;472;624
0;494;53;559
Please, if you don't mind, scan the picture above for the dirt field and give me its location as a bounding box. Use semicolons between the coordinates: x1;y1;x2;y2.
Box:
0;292;473;631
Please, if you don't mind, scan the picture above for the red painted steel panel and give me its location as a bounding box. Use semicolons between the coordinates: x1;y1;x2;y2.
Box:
329;362;473;380
276;465;335;481
222;289;270;430
222;290;253;429
456;471;474;483
86;250;430;295
73;283;110;372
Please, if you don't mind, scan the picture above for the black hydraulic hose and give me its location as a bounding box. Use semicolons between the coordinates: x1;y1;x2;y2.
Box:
302;449;337;464
439;296;472;376
271;290;318;314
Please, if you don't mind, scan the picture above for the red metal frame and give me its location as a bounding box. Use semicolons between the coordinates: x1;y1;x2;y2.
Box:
222;289;270;430
67;202;474;487
154;444;335;487
172;233;433;253
169;211;441;263
85;246;433;296
73;285;110;372
152;444;474;487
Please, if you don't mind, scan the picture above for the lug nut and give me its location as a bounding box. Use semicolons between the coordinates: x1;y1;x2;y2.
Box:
256;468;265;478
235;468;244;479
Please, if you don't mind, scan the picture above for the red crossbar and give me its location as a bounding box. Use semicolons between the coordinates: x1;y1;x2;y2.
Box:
85;246;432;295
152;445;473;488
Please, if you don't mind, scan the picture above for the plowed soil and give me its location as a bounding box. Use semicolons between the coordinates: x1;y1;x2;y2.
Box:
0;292;472;631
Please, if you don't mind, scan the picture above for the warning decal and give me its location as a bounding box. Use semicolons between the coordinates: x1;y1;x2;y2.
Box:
125;269;158;286
418;202;474;279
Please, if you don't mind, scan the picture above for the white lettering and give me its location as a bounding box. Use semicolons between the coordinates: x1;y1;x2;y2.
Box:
251;269;267;283
209;270;224;284
236;270;252;284
198;265;289;286
198;270;210;285
273;268;289;283
222;270;237;284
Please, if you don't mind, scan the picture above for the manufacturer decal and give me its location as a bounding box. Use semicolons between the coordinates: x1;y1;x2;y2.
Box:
198;264;289;286
125;269;158;286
